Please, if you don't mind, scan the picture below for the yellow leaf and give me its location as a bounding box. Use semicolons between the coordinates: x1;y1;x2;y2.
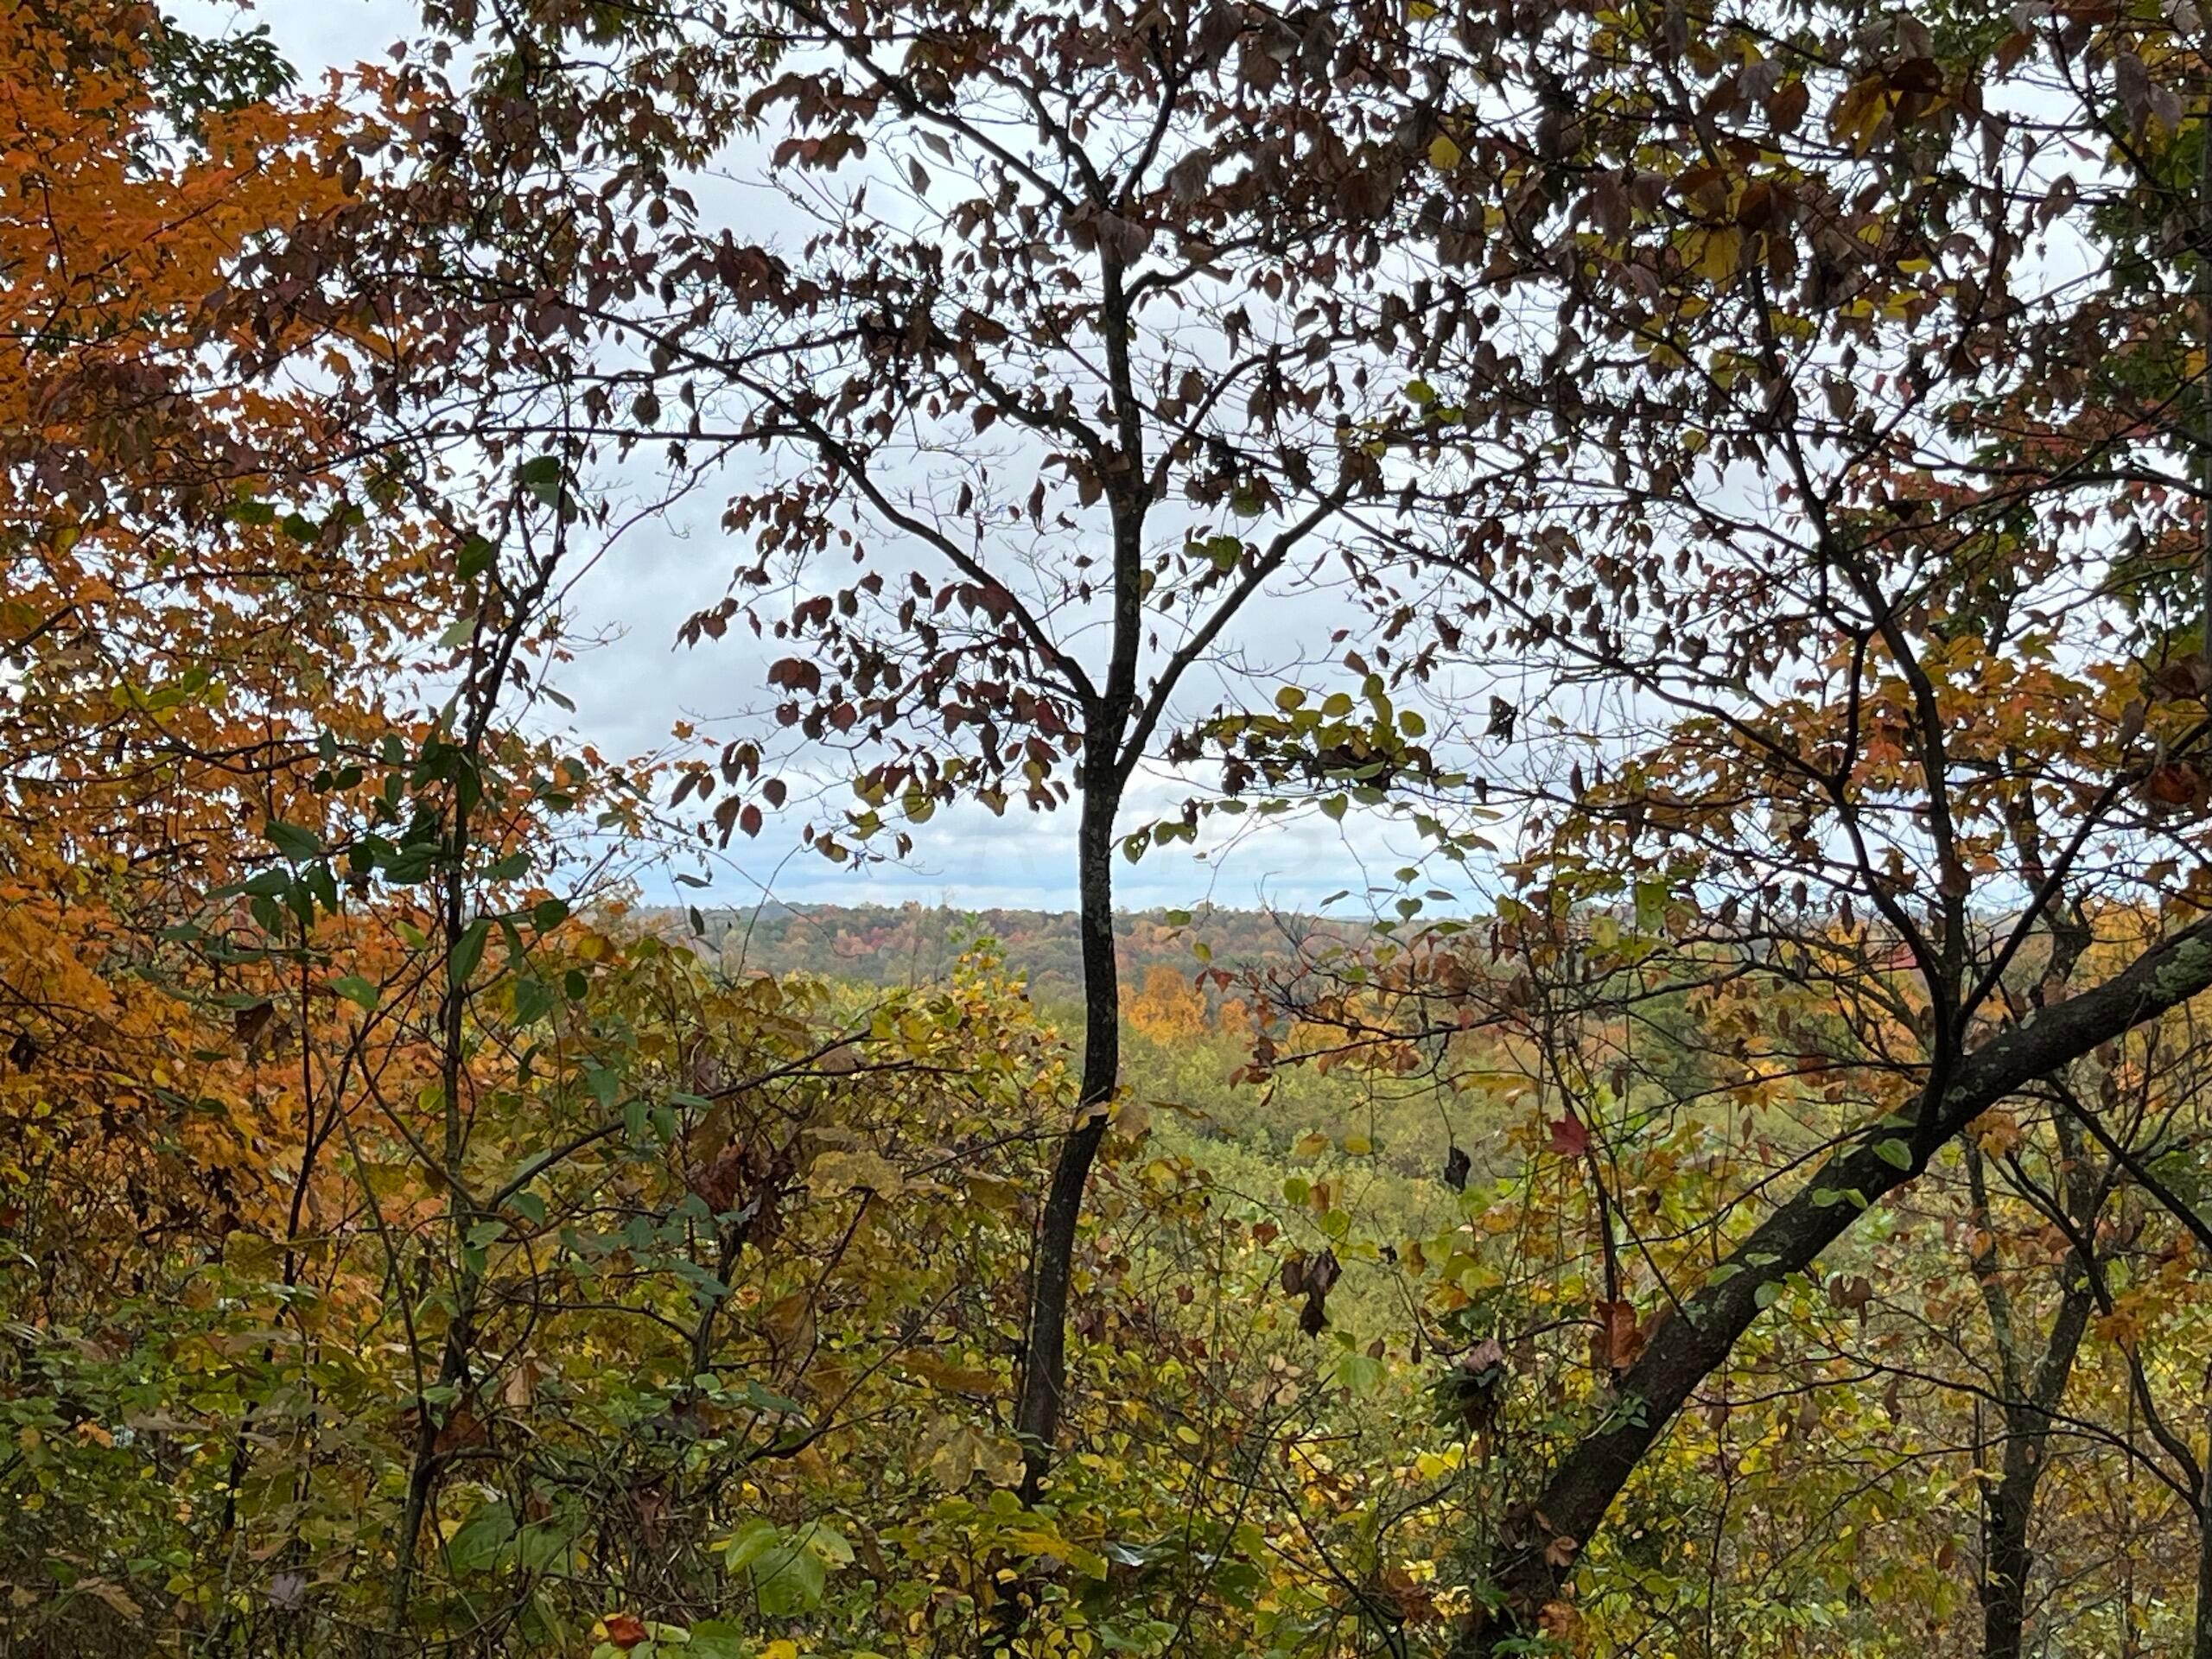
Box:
975;1431;1026;1488
1427;133;1462;170
928;1420;1027;1490
1696;226;1744;282
808;1147;905;1198
905;1351;1003;1395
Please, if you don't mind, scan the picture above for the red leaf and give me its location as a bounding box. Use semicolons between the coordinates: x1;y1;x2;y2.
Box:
766;657;822;693
1548;1114;1589;1157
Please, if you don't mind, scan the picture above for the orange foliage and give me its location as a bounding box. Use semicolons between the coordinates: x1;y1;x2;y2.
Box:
1124;963;1206;1044
0;3;454;1279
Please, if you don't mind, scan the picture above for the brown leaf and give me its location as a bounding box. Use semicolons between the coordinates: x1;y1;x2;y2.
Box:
1592;1299;1643;1370
78;1580;141;1622
2145;764;2201;810
232;1001;276;1050
1297;1247;1341;1337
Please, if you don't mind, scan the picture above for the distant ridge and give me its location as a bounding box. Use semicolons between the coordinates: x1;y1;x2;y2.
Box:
631;900;1360;998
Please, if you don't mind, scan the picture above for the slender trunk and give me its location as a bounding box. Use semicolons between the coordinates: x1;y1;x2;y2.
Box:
1967;1134;2096;1659
385;849;480;1648
1980;1275;2092;1659
2197;31;2212;661
2196;1392;2212;1659
1013;234;1142;1501
1014;780;1120;1500
2195;53;2212;1653
1980;1466;2034;1659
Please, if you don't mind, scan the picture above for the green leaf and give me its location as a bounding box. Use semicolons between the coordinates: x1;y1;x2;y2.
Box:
512;978;556;1025
516;455;564;504
1332;1352;1386;1395
446;1503;516;1574
741;1378;804;1414
686;1624;748;1659
512;1521;573;1574
722;1517;783;1570
266;820;321;861
1200;541;1237;572
330;976;381;1013
584;1061;622;1110
1873;1137;1914;1171
753;1533;829;1615
449;918;491;989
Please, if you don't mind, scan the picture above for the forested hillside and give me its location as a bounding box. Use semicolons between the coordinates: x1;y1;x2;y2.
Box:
12;4;2212;1659
646;903;1347;999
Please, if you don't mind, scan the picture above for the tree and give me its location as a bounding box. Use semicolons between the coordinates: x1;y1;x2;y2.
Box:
1229;1;2212;1646
0;0;432;1332
1126;963;1207;1046
287;0;1469;1526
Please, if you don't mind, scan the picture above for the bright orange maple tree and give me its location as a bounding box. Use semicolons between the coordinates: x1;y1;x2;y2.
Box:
0;0;461;1287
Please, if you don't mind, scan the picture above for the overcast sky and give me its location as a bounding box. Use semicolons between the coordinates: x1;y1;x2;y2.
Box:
168;0;1471;919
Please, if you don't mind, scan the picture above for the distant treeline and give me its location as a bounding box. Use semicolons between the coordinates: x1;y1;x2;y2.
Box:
635;901;1364;999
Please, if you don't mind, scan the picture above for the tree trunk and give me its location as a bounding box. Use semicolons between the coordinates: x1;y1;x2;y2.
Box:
1451;917;2212;1656
2195;1402;2212;1659
1981;1464;2034;1659
1014;775;1120;1500
1980;1274;2091;1659
1012;242;1144;1503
